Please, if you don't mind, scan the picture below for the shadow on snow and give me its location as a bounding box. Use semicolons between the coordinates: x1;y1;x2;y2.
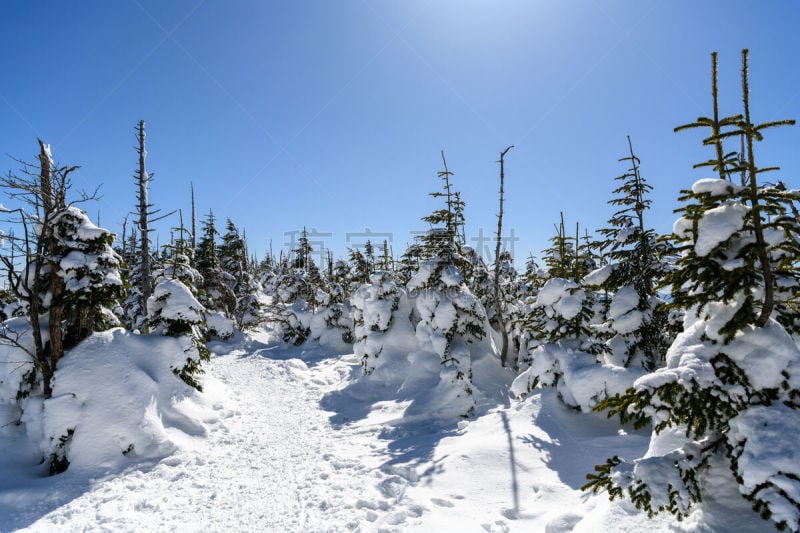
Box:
519;390;650;490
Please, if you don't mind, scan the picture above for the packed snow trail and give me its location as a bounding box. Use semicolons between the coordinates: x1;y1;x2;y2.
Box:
7;342;421;532
0;332;769;532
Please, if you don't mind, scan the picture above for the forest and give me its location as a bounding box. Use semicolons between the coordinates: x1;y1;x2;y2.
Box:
1;49;799;532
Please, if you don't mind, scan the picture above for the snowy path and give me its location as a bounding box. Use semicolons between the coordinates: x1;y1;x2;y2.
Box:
8;344;422;532
0;335;768;532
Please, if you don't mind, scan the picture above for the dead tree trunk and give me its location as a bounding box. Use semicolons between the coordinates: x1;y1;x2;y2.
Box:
136;121;152;332
494;146;513;368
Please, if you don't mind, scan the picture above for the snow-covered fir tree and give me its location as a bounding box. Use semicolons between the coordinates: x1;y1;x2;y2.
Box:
218;219;262;330
351;270;401;373
52;206;125;348
148;275;210;392
586;137;676;370
195;210;235;316
585;50;800;531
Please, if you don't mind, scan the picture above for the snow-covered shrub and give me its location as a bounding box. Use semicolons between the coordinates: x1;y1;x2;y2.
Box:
351;271;401;373
407;255;487;417
515;275;611;405
510;343;644;412
316;302;354;345
530;277;602;352
585;317;800;528
269;272;311;345
148;278;210;391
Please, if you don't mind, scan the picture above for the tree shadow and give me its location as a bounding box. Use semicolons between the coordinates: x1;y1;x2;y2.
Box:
320;362;465;482
0;434;166;533
500;411;520;516
518;390;650;490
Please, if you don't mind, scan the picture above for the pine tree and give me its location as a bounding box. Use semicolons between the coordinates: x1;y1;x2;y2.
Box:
397;243;423;285
589;137;675;370
195;210;235;315
405;154;487;417
147;276;210;392
219;219;262;329
347;248;371;289
528;214;602;353
419;151;462;258
53;207;125;348
351;271;401;373
585;50;800;531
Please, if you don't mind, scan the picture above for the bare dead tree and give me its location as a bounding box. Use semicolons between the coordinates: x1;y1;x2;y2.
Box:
494;146;513;368
191;181;197;250
0;141;90;397
133;121;174;333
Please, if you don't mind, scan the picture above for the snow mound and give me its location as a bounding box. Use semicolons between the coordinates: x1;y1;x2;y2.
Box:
22;329;210;473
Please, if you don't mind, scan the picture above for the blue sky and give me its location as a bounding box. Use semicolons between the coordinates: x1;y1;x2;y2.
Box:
1;1;799;267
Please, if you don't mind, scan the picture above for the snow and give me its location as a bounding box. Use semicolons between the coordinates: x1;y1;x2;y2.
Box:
0;327;783;531
608;285;643;335
537;278;584;320
583;264;615;287
728;405;800;531
512;344;644;413
691;178;744;196
205;311;234;340
52;207;110;246
693;202;749;256
149;278;204;324
21;329;209;474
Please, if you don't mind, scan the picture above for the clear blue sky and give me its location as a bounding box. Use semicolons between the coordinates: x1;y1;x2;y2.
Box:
1;1;799;267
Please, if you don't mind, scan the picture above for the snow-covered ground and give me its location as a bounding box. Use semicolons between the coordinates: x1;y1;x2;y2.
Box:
0;329;765;532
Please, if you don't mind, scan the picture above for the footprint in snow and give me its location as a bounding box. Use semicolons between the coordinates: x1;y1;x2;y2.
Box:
384;510;407;525
544;512;583;533
481;520;510;533
431;498;454;507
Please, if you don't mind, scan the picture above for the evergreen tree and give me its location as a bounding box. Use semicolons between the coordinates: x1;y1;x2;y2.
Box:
405;154;488;417
351;271;401;373
53;207;125;348
147;277;210;392
195;210;235;315
585;50;800;531
526;214;603;354
378;240;393;272
589;137;675;370
419;151;462;258
219;219;262;329
347;248;371;290
396;243;423;285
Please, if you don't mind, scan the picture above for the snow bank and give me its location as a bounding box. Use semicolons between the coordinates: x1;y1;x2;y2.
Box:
22;329;209;474
0;317;38;406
